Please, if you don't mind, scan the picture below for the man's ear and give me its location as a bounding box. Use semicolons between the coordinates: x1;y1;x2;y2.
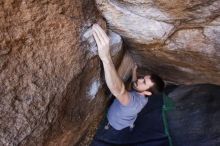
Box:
140;91;152;96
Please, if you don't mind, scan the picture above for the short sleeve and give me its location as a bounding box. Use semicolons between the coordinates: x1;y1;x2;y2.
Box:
120;91;136;108
119;91;148;111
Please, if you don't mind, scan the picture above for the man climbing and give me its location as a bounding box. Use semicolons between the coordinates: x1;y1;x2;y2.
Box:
92;24;164;130
92;24;165;131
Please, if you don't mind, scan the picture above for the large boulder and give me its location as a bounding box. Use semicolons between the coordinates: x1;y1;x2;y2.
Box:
167;84;220;146
0;0;123;145
1;0;219;145
95;0;220;85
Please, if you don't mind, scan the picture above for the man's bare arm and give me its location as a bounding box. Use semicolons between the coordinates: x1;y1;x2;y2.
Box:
132;64;137;82
92;24;130;105
102;57;130;105
118;52;135;81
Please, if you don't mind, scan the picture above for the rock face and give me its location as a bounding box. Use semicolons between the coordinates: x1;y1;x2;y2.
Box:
167;84;220;146
1;0;220;145
0;0;123;145
95;0;220;85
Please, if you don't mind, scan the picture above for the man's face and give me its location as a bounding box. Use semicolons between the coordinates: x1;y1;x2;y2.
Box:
132;75;154;92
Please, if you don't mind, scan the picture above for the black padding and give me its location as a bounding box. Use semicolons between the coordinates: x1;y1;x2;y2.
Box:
91;93;169;146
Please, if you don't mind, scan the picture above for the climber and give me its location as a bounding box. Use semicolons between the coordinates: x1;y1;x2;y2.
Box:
92;24;165;131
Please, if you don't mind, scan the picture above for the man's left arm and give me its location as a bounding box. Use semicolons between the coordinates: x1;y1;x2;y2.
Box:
132;64;137;82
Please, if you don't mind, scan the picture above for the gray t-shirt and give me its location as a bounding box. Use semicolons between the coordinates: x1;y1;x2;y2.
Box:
107;90;148;130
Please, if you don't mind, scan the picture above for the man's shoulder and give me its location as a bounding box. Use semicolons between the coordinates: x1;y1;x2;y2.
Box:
118;90;138;107
128;90;148;105
115;90;147;107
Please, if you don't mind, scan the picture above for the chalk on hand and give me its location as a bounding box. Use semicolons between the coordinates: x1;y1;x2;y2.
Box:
82;27;122;59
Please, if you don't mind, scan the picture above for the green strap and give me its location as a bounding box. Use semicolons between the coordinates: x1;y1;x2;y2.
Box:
162;93;175;146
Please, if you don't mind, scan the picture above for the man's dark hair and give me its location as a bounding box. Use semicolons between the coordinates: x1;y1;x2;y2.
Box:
148;73;165;95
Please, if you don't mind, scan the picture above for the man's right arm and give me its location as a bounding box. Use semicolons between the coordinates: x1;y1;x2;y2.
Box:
92;24;130;105
102;59;130;105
